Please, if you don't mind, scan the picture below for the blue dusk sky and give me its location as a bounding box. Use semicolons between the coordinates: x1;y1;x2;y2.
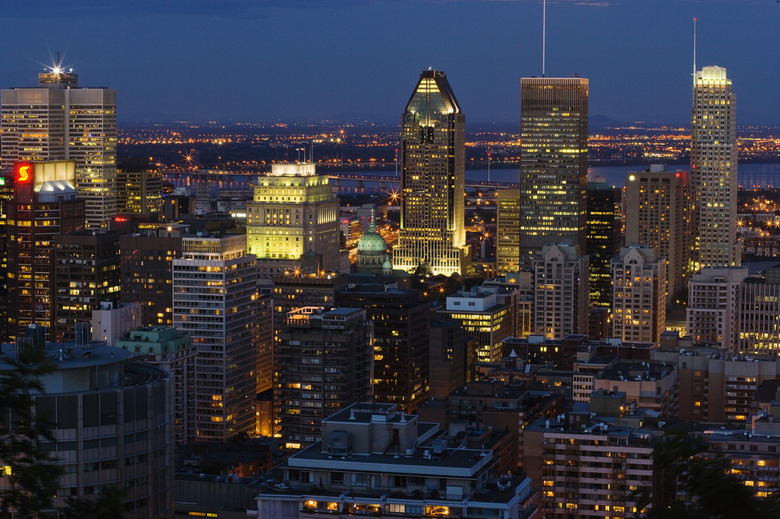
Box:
1;0;778;126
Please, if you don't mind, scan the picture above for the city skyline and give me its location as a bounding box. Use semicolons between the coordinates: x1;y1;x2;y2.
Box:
1;1;777;126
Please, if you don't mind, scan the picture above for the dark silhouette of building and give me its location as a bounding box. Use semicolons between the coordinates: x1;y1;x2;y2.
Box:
337;285;429;413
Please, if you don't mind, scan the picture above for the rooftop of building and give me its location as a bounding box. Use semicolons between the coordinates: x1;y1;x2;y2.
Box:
600;360;674;382
0;341;130;371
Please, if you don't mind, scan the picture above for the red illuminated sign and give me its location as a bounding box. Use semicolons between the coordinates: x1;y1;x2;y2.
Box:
15;162;32;183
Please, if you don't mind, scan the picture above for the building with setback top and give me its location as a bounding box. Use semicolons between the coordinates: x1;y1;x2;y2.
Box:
246;162;341;278
392;70;470;276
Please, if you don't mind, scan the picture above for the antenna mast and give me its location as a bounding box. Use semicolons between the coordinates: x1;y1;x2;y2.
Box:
693;17;697;85
542;0;547;77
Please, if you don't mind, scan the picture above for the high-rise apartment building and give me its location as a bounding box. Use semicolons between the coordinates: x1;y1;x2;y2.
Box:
519;77;589;264
691;66;739;268
246;162;341;278
172;234;259;442
687;266;749;351
587;181;622;308
392;70;470;276
1;67;117;229
626;165;690;303
7;161;85;339
532;243;589;340
496;188;522;274
611;245;667;343
275;307;373;453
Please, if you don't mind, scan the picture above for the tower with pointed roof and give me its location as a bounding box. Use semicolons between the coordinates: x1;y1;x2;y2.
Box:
392;70;470;276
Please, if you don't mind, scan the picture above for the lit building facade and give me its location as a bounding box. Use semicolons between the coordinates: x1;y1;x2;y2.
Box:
246;162;341;278
625;165;690;303
524;405;654;519
116;157;163;216
275;307;373;453
496;188;522;274
519;77;589;265
533;243;589;340
691;66;739;268
611;245;667;343
6;161;85;339
172;234;259;442
393;70;470;276
1;68;117;229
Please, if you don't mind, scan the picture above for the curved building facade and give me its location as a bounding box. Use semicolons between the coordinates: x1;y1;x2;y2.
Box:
0;339;173;518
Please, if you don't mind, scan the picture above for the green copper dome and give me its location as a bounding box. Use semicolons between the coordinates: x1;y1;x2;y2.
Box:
357;222;387;253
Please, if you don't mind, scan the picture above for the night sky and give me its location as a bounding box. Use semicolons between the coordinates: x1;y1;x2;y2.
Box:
2;0;778;126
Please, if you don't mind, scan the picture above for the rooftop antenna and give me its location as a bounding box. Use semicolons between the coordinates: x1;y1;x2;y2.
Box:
542;0;547;76
692;17;697;85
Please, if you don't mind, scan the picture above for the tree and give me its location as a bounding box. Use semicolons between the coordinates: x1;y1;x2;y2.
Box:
635;429;780;519
62;486;126;519
0;340;62;519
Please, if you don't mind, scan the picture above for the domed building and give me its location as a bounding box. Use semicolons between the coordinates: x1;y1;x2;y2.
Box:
355;221;392;275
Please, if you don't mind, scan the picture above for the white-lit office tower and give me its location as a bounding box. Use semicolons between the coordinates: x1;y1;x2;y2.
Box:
392;70;470;276
532;243;589;340
519;77;589;266
173;235;259;442
611;245;666;343
1;67;117;229
246;162;341;278
691;66;739;268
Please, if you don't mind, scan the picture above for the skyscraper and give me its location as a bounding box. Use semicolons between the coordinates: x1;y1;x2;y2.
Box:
392;70;470;276
496;188;522;274
1;67;117;229
172;234;259;442
246;162;341;278
519;77;589;265
587;180;622;308
691;66;739;268
7;161;85;339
